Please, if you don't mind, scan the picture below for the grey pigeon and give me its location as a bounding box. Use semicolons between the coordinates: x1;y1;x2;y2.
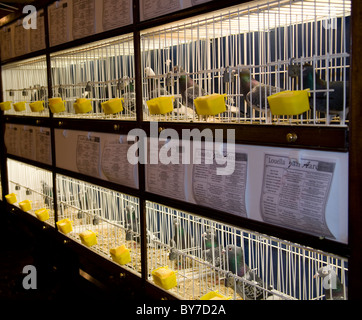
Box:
224;245;266;300
145;66;195;118
173;65;207;110
169;218;194;263
239;68;284;113
314;265;346;300
202;228;223;268
301;63;349;123
125;205;139;243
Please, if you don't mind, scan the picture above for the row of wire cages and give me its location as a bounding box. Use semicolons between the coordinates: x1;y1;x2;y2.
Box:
1;56;49;117
3;158;349;300
50;34;136;120
7;159;54;226
146;201;348;300
141;0;351;125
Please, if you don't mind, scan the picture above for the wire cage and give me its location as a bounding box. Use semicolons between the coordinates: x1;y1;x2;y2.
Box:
50;34;136;120
56;175;141;276
141;0;350;125
146;201;348;300
1;56;49;117
6;159;54;226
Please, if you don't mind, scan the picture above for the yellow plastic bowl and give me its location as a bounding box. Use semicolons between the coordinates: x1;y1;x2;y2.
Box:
268;89;310;116
194;93;227;116
5;193;17;204
101;98;124;114
200;290;232;300
79;230;98;247
19;200;32;212
110;245;131;265
0;101;12;111
29;101;45;112
49;98;65;113
34;208;50;221
13;101;26;112
56;218;73;234
151;266;177;290
147;96;174;115
74;98;92;114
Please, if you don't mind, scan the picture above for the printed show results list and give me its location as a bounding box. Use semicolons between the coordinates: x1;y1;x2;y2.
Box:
261;154;335;238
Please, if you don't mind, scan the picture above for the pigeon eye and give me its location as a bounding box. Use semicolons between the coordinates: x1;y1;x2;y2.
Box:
228;247;232;251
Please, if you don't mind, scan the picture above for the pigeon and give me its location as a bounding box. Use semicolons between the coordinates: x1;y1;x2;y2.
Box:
239;67;284;114
173;65;207;109
224;245;266;300
174;65;240;119
125;205;139;243
144;66;195;118
202;228;223;268
301;63;349;123
314;265;346;300
169;218;194;263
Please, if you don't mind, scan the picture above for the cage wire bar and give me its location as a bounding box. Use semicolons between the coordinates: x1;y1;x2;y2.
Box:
50;34;135;119
141;0;350;125
1;56;49;117
7;159;54;226
146;201;348;300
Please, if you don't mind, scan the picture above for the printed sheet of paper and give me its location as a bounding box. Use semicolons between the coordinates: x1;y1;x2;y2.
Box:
72;0;96;39
48;0;70;46
4;124;19;155
35;128;52;165
0;27;13;61
140;0;181;21
30;9;46;52
76;134;101;177
101;135;138;189
102;0;133;31
261;154;335;238
146;139;186;202
19;126;35;160
192;147;248;217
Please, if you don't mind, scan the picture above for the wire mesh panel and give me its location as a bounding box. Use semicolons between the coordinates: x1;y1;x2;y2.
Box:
7;159;54;226
1;56;49;117
141;0;350;125
146;201;348;300
50;34;135;120
56;175;141;276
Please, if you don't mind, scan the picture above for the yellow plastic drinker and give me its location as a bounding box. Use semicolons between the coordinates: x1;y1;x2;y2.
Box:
34;208;50;222
101;98;124;114
5;193;17;204
48;97;65;113
56;218;73;234
19;200;32;212
13;101;26;112
0;101;12;111
79;230;98;247
151;266;177;290
74;98;92;114
267;89;310;116
200;290;232;300
29;101;45;112
110;245;131;265
194;93;227;116
146;96;174;115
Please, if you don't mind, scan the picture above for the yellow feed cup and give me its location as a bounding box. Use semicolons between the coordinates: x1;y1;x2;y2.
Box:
34;208;50;221
56;218;73;234
147;96;174;115
19;200;32;212
110;245;131;265
0;101;12;111
151;266;177;290
5;193;17;204
194;94;227;116
13;101;26;112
